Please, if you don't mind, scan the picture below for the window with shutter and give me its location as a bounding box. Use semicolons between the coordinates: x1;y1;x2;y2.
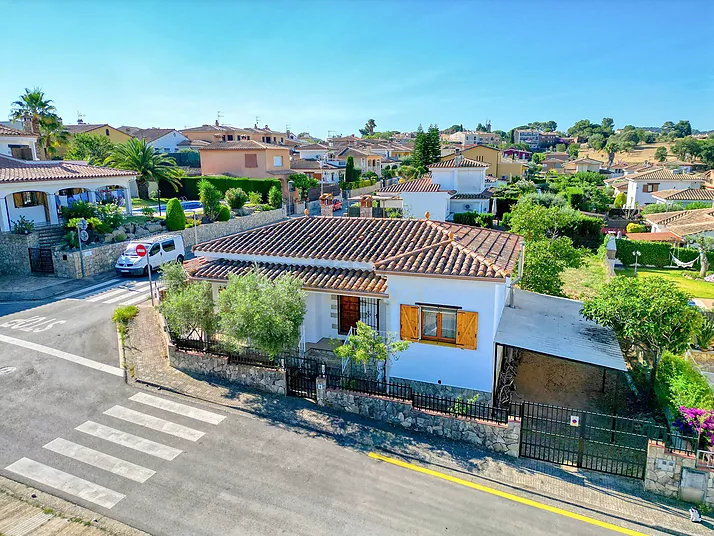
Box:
456;311;478;350
399;305;419;341
245;154;258;168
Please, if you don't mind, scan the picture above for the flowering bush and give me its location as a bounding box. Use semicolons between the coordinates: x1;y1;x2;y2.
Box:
675;406;714;448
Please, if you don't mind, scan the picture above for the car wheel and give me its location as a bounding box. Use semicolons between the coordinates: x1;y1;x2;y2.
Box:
176;255;184;263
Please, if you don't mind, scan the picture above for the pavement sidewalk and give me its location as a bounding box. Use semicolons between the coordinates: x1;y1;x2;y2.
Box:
0;273;117;302
0;476;147;536
124;305;710;536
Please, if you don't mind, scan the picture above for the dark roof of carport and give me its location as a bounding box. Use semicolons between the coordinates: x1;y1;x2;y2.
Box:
494;289;627;371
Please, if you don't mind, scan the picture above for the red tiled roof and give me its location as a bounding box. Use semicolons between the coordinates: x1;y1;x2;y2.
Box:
187;258;387;296
429;157;490;169
378;178;445;193
626;167;704;181
193;217;523;280
652;188;714;201
626;232;684;243
0;125;37;137
0;155;136;183
64;123;112;134
199;140;287;151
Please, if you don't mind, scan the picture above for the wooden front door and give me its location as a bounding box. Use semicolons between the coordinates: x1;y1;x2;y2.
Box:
338;296;360;334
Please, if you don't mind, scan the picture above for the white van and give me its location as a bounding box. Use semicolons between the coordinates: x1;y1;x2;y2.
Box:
115;234;185;276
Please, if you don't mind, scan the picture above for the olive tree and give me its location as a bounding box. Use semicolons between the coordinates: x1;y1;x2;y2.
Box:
218;268;306;358
334;321;409;372
159;281;217;340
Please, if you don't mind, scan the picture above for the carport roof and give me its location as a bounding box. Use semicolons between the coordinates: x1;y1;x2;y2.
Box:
494;289;627;371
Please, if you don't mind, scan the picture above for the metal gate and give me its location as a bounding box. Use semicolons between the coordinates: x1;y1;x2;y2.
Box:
519;402;649;479
285;357;319;400
28;247;54;274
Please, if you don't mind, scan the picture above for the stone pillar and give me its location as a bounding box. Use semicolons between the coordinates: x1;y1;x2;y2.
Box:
0;195;11;232
359;195;373;218
606;235;617;260
46;193;59;225
316;376;327;406
124;188;132;215
319;193;333;217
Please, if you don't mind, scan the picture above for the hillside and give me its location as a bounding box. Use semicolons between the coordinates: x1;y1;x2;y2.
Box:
574;141;681;167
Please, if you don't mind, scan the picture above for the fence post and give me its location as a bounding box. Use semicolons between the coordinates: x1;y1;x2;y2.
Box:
315;376;326;406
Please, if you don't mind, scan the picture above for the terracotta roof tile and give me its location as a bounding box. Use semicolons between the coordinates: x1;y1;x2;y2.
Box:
646;207;714;236
378;178;444;193
652;188;714;201
187;258;387;295
64;123;111;134
0;155;136;183
429;157;490;169
132;128;178;142
199;140;287;151
0;125;36;137
627;167;704;181
193;217;523;280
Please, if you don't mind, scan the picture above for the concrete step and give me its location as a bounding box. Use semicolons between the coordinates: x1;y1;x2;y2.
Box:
36;225;65;247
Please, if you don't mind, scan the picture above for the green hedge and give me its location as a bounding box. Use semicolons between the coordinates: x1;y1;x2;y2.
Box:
615;238;713;267
160;176;282;200
453;212;494;228
657;351;714;412
560;214;603;249
339;178;378;190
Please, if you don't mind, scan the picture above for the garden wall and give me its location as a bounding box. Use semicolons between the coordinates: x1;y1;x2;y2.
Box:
317;378;520;456
0;231;39;276
53;208;285;278
167;343;286;395
645;442;714;505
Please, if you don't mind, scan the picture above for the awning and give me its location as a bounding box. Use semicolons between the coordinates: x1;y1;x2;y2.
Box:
495;289;627;371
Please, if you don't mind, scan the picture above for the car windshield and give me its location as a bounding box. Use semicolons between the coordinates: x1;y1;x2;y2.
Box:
123;244;143;256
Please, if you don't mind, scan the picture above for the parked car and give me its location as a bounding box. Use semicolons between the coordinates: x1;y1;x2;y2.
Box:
115;234;185;276
332;198;343;211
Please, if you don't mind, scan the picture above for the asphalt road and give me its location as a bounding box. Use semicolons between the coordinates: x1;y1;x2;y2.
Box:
0;296;656;535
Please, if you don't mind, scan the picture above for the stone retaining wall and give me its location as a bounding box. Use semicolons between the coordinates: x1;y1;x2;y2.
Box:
645;442;714;505
318;379;520;457
0;232;39;275
53;241;128;279
390;376;491;405
182;208;284;249
167;343;286;395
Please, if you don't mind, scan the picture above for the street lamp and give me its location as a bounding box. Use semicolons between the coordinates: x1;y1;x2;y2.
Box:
632;250;642;276
77;217;89;278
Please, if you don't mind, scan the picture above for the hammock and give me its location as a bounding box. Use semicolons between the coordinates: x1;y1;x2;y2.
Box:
671;253;698;269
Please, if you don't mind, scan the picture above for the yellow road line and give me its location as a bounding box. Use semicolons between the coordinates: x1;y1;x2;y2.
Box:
368;452;648;536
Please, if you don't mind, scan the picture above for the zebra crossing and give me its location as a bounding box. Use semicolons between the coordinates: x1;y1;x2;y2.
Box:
4;392;226;510
57;277;154;306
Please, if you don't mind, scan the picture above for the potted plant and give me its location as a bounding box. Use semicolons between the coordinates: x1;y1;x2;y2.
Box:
11;216;35;235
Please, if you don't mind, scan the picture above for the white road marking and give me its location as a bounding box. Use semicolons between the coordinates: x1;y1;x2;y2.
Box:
104;405;205;441
5;457;125;509
120;292;151;306
75;421;182;461
85;287;131;303
102;283;151;304
2;511;53;535
129;392;226;425
56;278;124;299
43;438;156;483
0;334;123;377
0;316;66;333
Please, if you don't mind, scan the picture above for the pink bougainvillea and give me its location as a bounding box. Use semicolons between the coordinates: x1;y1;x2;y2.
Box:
676;406;714;446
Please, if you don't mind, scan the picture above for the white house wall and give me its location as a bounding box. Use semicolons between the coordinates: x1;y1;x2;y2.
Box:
0;136;38;160
448;199;489;214
431;168;486;192
384;274;506;393
150;131;189;153
399;192;450;221
626;179;703;208
298;149;328;160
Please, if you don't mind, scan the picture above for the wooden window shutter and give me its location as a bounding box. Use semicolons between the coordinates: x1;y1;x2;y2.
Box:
456;311;478;350
13;193;23;207
400;305;419;341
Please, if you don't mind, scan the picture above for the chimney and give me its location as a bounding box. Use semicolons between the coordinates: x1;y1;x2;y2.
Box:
23;119;33;133
76;118;84;125
359;195;373;218
319;193;333;217
215;119;219;126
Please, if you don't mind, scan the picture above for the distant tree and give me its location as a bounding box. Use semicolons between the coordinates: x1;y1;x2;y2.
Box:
38;115;68;159
426;124;441;165
613;192;626;208
531;152;545;164
65;132;115;164
555;143;566;152
297;132;310;138
520;237;581;297
700;139;714;168
105;138;182;199
661;121;676;136
671;137;701;162
655;146;668;162
588;133;606;151
688;233;714;278
442;124;464;135
544;120;558;132
289;173;319;199
412;125;427;171
493;129;507;140
604;138;627;167
673;120;692;138
10;87;58;160
359;119;377;137
568;143;579;158
475;122;488;132
601;117;615;135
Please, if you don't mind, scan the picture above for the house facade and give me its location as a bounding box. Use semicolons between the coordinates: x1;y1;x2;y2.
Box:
566;157;602;174
625;167;704;208
132;129;189;153
646;207;714;239
60;122;134;156
0;155;136;232
441;145;526;181
0;125;38;161
447;131;499;145
188;215;523;398
290;158;344;184
652;188;714;208
198;141;291;178
513;129;540;149
181;123;287;145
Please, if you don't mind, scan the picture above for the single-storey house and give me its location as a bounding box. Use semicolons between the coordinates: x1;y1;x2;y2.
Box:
59;122;134;157
0;154;136;232
625;166;704;208
652;188;714;208
564;157;603;174
188;214;524;400
646;207;714;239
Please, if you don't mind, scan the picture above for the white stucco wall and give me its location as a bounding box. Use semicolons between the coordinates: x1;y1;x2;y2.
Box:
149;131;189;153
399;192;450;221
298;149;328;160
384;274;506;393
0;136;38;159
626;179;703;208
448;199;489;214
431;168;486;192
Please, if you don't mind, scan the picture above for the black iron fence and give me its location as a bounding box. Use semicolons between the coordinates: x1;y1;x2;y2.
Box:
413;393;509;424
171;333;287;369
327;374;412;402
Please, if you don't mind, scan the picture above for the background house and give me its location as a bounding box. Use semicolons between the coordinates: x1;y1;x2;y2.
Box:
652;188;714;208
625;167;704;208
198;140;291;179
130;128;189;153
0;125;38;160
646;207;714;239
60;122;133;156
441;145;526;181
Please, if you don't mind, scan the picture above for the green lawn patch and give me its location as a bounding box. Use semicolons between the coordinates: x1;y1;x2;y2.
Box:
131;197;176;209
616;267;714;299
562;253;608;300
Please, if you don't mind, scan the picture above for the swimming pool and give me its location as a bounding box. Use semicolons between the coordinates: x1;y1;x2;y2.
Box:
180;201;202;210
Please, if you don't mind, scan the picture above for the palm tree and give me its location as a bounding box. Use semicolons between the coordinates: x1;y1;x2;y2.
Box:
39;116;68;159
105;138;182;199
10;88;58;160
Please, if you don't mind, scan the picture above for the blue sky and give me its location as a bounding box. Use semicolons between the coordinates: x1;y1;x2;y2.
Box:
2;0;712;137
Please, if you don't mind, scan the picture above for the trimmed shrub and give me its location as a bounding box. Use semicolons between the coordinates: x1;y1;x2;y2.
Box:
565;187;585;209
248;191;263;205
268;185;282;208
165;198;186;231
626;222;647;234
225;187;248;210
657;351;714;413
686;201;713;210
159;176;281;200
614;239;714;267
453;211;494;228
217;204;231;221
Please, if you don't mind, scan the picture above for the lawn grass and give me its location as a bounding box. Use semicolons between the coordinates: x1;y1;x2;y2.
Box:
562;253;608;300
131;197;176;209
616;267;714;299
